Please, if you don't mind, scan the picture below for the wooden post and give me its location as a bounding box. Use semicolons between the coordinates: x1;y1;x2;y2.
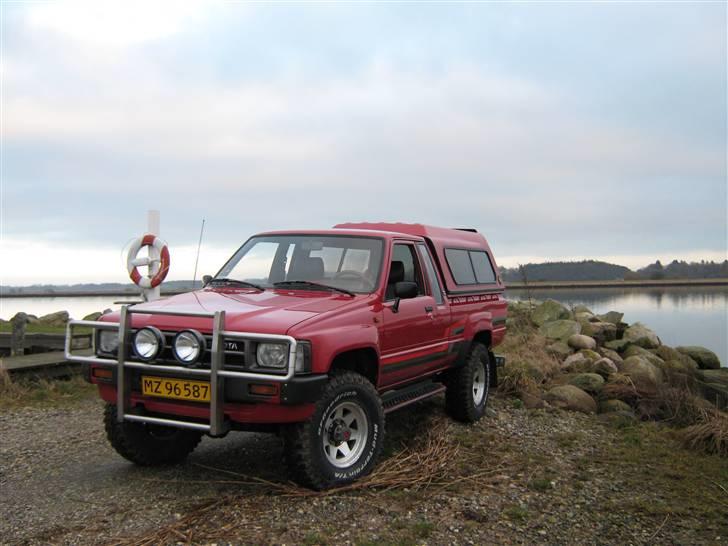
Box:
10;313;28;357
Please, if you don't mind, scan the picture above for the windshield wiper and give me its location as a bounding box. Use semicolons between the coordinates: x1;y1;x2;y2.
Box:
273;280;355;297
208;278;265;291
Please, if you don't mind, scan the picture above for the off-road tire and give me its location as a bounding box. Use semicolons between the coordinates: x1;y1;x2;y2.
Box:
104;404;203;466
283;372;385;490
446;342;491;423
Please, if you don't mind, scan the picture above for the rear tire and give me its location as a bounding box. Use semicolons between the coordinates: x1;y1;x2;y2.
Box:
446;343;491;423
104;404;203;466
283;372;385;490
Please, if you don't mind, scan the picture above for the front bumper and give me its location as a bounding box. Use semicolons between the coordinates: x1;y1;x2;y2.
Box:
67;306;319;436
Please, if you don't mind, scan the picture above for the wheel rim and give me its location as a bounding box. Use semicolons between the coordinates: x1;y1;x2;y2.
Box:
321;401;369;468
473;359;487;406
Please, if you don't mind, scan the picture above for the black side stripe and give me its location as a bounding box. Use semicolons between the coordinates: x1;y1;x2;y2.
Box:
383;351;449;374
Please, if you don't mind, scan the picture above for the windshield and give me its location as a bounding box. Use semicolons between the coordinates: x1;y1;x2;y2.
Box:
216;235;384;294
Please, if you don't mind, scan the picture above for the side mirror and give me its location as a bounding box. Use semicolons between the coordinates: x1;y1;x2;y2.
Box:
395;281;418;299
202;275;212;287
392;281;418;313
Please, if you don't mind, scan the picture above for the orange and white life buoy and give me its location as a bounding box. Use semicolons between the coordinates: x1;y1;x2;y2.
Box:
127;234;170;289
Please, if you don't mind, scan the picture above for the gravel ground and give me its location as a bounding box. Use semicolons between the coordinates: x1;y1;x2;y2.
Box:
1;395;726;545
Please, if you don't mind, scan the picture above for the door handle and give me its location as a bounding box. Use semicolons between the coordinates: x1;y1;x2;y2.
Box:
424;305;433;313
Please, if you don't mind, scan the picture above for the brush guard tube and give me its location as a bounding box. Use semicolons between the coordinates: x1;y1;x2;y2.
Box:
65;306;297;437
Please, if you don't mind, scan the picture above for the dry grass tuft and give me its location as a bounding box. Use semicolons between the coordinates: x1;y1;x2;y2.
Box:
680;411;728;457
0;368;95;409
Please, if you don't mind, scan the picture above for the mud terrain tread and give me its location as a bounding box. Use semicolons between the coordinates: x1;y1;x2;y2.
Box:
283;372;384;490
104;404;203;466
446;342;490;423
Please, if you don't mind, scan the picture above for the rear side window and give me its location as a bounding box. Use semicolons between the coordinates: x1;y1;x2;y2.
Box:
445;248;497;286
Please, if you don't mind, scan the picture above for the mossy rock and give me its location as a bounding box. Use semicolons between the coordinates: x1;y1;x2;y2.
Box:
546;342;573;359
580;349;601;362
622;322;661;349
532;300;571;326
562;353;596;373
654;346;698;371
619;356;663;389
676;346;721;370
623;345;665;368
544;385;597;414
599;399;633;414
598;347;624;365
568;373;605;394
82;311;103;321
594;357;618;378
604;339;631;353
573;304;593;315
539;320;581;341
567;334;597;351
598;311;624;325
580;321;617;343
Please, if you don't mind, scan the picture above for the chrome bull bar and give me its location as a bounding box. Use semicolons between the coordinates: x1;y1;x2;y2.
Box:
65;305;297;436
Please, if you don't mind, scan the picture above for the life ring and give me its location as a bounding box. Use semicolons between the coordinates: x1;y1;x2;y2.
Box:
127;234;170;289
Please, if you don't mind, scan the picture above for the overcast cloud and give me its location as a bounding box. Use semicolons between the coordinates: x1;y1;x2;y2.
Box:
1;1;726;285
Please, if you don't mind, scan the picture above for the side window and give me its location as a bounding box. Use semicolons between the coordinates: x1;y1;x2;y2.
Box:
386;244;425;299
470;251;497;284
417;244;444;304
445;248;476;284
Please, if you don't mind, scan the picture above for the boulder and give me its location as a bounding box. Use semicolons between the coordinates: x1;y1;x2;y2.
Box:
622;323;661;349
654;346;698;371
575;311;596;323
567;334;597;351
676;346;721;370
599;399;633;414
562;351;599;373
532;300;571;326
568;373;605;394
580;349;602;362
597;311;624;326
594;357;619;378
579;321;617;343
539;320;581;341
696;369;728;410
544;385;597;413
38;310;70;327
604;339;631;353
82;311;102;321
623;345;665;368
10;312;30;325
546;342;573;359
573;304;593;315
619;355;663;389
598;347;624;366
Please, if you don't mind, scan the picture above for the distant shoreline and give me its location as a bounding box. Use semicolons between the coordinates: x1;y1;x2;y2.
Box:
1;278;727;298
505;278;728;290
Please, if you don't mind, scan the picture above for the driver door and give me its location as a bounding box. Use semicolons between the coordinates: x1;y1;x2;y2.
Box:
380;242;451;387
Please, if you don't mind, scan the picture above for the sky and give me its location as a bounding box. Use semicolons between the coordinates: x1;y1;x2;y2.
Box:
1;1;726;285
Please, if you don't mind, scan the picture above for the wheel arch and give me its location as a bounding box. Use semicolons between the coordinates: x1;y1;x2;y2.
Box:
328;347;380;387
472;329;497;388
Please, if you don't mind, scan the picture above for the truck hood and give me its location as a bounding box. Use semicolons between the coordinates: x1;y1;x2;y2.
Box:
105;288;363;335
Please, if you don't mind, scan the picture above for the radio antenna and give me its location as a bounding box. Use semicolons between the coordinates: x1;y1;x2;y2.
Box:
192;218;206;288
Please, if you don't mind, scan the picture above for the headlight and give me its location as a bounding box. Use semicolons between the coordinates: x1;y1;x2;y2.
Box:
256;342;288;369
133;327;164;361
98;330;119;354
173;330;206;365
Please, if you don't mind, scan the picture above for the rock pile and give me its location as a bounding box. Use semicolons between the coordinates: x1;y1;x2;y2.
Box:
506;299;727;413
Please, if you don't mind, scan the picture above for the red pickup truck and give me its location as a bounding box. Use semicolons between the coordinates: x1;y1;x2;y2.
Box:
66;223;507;489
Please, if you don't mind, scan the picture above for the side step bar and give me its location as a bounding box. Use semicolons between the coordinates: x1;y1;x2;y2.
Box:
382;380;446;414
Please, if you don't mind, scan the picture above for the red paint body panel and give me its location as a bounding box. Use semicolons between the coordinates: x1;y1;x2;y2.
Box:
98;223;508;426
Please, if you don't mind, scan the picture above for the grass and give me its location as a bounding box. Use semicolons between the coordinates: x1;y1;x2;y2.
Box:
0;368;96;410
0;322;91;335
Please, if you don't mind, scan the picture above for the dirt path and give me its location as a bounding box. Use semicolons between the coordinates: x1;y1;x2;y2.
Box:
1;396;726;545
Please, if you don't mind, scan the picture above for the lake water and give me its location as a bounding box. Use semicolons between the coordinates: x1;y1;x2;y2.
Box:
2;286;726;366
506;286;727;367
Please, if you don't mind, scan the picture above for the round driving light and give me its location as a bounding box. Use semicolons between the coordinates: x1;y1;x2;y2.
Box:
133;327;164;361
256;342;288;369
173;330;206;364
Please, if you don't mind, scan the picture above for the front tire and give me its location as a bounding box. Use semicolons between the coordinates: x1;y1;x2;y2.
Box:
283;372;385;490
446;343;491;423
104;404;203;466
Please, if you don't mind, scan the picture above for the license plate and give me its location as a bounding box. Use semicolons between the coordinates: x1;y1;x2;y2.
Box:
141;376;211;402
